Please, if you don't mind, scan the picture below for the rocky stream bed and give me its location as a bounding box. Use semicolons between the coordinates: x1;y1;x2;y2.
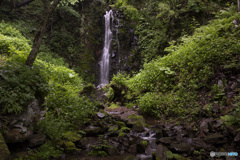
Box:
1;102;240;160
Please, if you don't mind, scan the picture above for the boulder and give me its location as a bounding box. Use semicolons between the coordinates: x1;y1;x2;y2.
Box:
204;134;227;144
85;125;103;136
28;132;46;147
159;137;172;145
170;143;191;153
126;115;146;132
106;146;120;156
128;144;137;154
137;140;148;153
3;99;41;143
153;144;168;160
0;133;10;160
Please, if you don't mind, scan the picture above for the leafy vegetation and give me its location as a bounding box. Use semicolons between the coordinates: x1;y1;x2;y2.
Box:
111;10;240;121
0;22;97;142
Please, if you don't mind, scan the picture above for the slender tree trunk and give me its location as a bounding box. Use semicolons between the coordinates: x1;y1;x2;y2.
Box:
25;0;60;67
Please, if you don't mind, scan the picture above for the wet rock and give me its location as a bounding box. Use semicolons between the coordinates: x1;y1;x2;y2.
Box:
28;132;46;147
0;133;10;160
153;144;168;160
106;145;120;156
159;137;172;145
204;134;227;144
170;143;191;153
234;132;240;142
128;144;137;154
97;112;105;118
85;126;103;136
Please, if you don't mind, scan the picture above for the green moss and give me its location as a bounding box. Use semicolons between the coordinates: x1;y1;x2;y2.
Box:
108;125;118;132
108;103;120;109
116;121;126;128
166;151;190;160
0;133;10;160
120;127;130;133
63;141;79;153
127;115;144;121
63;131;81;142
118;131;125;137
140;141;148;147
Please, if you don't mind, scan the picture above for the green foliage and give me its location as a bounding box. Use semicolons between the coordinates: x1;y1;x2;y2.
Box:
0;22;48;114
14;143;62;160
36;143;63;160
221;94;240;128
125;11;240;118
88;142;109;157
37;118;70;140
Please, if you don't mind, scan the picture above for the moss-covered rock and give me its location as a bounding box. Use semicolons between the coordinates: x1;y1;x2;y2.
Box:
63;131;81;142
116;121;126;128
0;133;10;160
126;115;146;132
108;125;119;132
63;141;79;153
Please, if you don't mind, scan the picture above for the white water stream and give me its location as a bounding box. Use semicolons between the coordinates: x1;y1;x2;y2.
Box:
99;10;113;87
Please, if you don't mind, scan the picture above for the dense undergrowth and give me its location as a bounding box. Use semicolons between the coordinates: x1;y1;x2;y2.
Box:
111;0;234;64
110;9;240;128
0;22;97;159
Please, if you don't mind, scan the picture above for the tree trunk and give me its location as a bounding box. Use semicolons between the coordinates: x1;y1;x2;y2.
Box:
15;0;35;8
25;0;60;67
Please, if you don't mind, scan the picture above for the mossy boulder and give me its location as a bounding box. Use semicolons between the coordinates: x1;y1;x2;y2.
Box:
137;140;148;153
106;145;120;156
63;141;79;153
127;115;146;132
116;121;126;128
108;125;119;132
63;131;81;142
0;133;10;160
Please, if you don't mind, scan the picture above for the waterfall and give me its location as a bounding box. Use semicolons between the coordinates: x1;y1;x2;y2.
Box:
99;10;113;87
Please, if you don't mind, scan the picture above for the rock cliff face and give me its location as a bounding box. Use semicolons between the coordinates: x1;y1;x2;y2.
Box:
1;99;41;144
96;9;140;85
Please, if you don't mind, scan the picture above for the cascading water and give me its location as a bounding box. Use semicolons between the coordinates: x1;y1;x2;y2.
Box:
99;10;113;87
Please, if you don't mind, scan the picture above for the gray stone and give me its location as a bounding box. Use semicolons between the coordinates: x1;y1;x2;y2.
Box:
234;132;240;142
97;112;105;118
3;99;41;143
153;144;168;160
85;125;102;136
204;134;227;144
106;146;120;156
28;133;46;147
128;144;137;154
159;137;172;145
170;143;191;153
